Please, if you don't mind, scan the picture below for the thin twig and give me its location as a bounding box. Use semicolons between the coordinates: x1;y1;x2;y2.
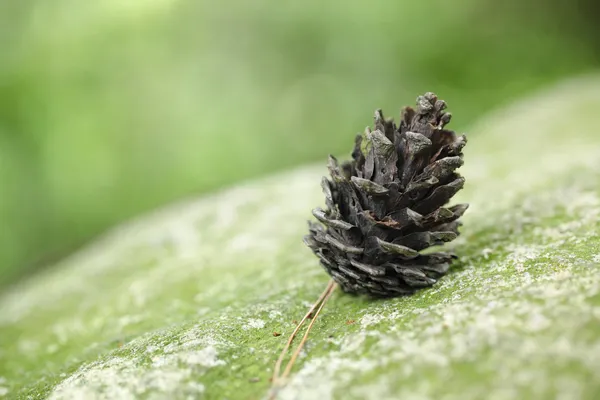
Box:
271;280;334;385
280;281;337;380
269;279;337;399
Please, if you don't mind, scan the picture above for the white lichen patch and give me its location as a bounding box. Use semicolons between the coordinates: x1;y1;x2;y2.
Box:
359;314;385;328
2;75;600;399
0;377;7;398
49;327;227;400
243;318;266;330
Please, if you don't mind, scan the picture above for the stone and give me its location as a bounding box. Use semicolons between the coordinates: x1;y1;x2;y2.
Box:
1;75;600;399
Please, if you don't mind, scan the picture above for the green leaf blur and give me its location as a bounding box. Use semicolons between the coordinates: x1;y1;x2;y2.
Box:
1;0;599;286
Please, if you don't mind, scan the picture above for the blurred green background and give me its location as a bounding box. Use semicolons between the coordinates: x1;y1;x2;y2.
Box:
1;0;599;288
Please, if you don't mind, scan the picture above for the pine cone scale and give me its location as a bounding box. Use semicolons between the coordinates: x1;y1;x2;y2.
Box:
350;259;387;276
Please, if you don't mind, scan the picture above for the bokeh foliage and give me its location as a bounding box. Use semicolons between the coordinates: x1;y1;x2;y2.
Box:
0;0;598;287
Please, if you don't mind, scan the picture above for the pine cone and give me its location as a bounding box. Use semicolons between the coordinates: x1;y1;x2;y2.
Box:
304;92;468;297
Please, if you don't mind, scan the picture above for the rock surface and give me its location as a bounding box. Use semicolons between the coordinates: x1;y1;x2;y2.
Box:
1;76;600;399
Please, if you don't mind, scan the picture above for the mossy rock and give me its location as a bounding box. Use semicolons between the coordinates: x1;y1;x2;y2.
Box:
1;76;600;399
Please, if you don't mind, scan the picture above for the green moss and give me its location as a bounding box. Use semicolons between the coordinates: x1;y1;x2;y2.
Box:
1;76;600;399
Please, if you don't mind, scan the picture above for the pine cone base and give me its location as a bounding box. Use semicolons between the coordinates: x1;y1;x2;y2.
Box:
304;93;468;297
